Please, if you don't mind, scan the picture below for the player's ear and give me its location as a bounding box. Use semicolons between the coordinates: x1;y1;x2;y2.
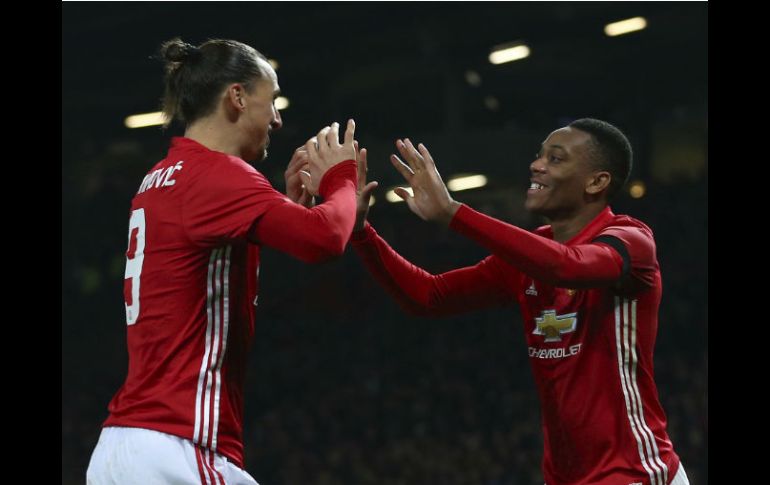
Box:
226;84;246;111
586;171;611;195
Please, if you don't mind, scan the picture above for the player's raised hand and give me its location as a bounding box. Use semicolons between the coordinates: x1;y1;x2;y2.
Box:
284;146;313;207
301;119;357;196
390;138;460;226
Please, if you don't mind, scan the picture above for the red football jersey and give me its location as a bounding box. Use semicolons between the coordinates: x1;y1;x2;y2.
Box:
352;205;680;485
105;137;357;467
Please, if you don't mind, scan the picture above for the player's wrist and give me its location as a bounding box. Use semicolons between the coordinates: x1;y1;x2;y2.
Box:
437;200;462;226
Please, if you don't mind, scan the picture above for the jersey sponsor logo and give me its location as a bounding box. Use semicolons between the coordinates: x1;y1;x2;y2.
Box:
532;309;578;342
525;281;538;296
528;343;581;359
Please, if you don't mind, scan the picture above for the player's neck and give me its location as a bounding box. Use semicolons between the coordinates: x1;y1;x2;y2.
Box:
185;118;243;159
549;203;607;243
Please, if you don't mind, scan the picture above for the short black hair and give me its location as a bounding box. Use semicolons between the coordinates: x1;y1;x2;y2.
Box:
568;118;633;199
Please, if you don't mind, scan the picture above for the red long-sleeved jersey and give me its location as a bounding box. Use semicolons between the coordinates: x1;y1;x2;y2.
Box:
351;204;680;485
104;137;357;467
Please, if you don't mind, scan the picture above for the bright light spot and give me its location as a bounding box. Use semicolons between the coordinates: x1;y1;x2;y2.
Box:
629;180;646;198
604;17;647;37
275;96;290;110
125;111;166;129
386;187;413;203
489;44;531;64
447;174;488;192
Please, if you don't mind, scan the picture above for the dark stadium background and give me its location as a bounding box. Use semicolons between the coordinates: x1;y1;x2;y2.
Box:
62;3;707;484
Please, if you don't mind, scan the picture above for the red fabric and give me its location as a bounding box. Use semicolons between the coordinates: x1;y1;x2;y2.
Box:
352;205;679;485
250;160;357;263
105;137;357;467
351;224;514;316
450;204;626;288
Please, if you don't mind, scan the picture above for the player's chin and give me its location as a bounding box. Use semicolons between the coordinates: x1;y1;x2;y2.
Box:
252;143;268;163
244;146;268;164
525;199;553;217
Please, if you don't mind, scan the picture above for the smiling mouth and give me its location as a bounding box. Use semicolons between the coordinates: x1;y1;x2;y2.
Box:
528;182;547;191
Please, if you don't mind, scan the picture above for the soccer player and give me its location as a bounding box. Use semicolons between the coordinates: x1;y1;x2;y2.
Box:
86;38;358;484
351;119;690;485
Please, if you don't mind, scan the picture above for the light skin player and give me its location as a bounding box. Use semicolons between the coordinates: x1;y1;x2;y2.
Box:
87;38;358;485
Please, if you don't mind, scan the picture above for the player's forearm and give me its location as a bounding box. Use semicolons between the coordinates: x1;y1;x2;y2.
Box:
253;161;357;263
351;223;441;315
304;160;359;259
351;224;511;316
450;204;623;287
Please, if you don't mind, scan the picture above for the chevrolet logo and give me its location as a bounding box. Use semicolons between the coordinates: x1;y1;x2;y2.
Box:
533;310;578;342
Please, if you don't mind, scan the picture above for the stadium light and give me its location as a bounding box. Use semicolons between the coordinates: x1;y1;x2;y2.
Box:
447;174;488;192
489;43;531;65
629;180;646;198
125;111;166;129
604;17;647;37
275;96;290;110
386;187;413;203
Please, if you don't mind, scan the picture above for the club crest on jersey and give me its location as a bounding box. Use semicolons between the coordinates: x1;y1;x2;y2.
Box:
525;281;538;296
533;310;578;342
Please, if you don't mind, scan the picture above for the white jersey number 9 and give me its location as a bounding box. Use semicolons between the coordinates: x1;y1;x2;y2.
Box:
124;208;146;325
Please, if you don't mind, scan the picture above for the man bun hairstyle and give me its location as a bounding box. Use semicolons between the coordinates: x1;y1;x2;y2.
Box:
158;38;268;127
